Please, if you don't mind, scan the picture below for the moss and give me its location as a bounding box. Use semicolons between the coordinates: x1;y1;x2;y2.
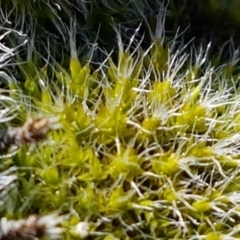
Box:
1;1;240;239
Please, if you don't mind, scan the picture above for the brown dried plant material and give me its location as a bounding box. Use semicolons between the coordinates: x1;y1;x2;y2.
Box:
0;117;59;154
0;214;63;240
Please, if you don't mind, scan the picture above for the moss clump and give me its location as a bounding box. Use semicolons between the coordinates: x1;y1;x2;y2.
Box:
1;21;240;239
1;1;240;240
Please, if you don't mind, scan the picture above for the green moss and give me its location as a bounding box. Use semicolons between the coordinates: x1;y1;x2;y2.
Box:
2;1;240;239
0;30;239;238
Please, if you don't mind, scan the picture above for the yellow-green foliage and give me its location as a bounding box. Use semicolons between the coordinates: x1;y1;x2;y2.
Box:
2;29;240;239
